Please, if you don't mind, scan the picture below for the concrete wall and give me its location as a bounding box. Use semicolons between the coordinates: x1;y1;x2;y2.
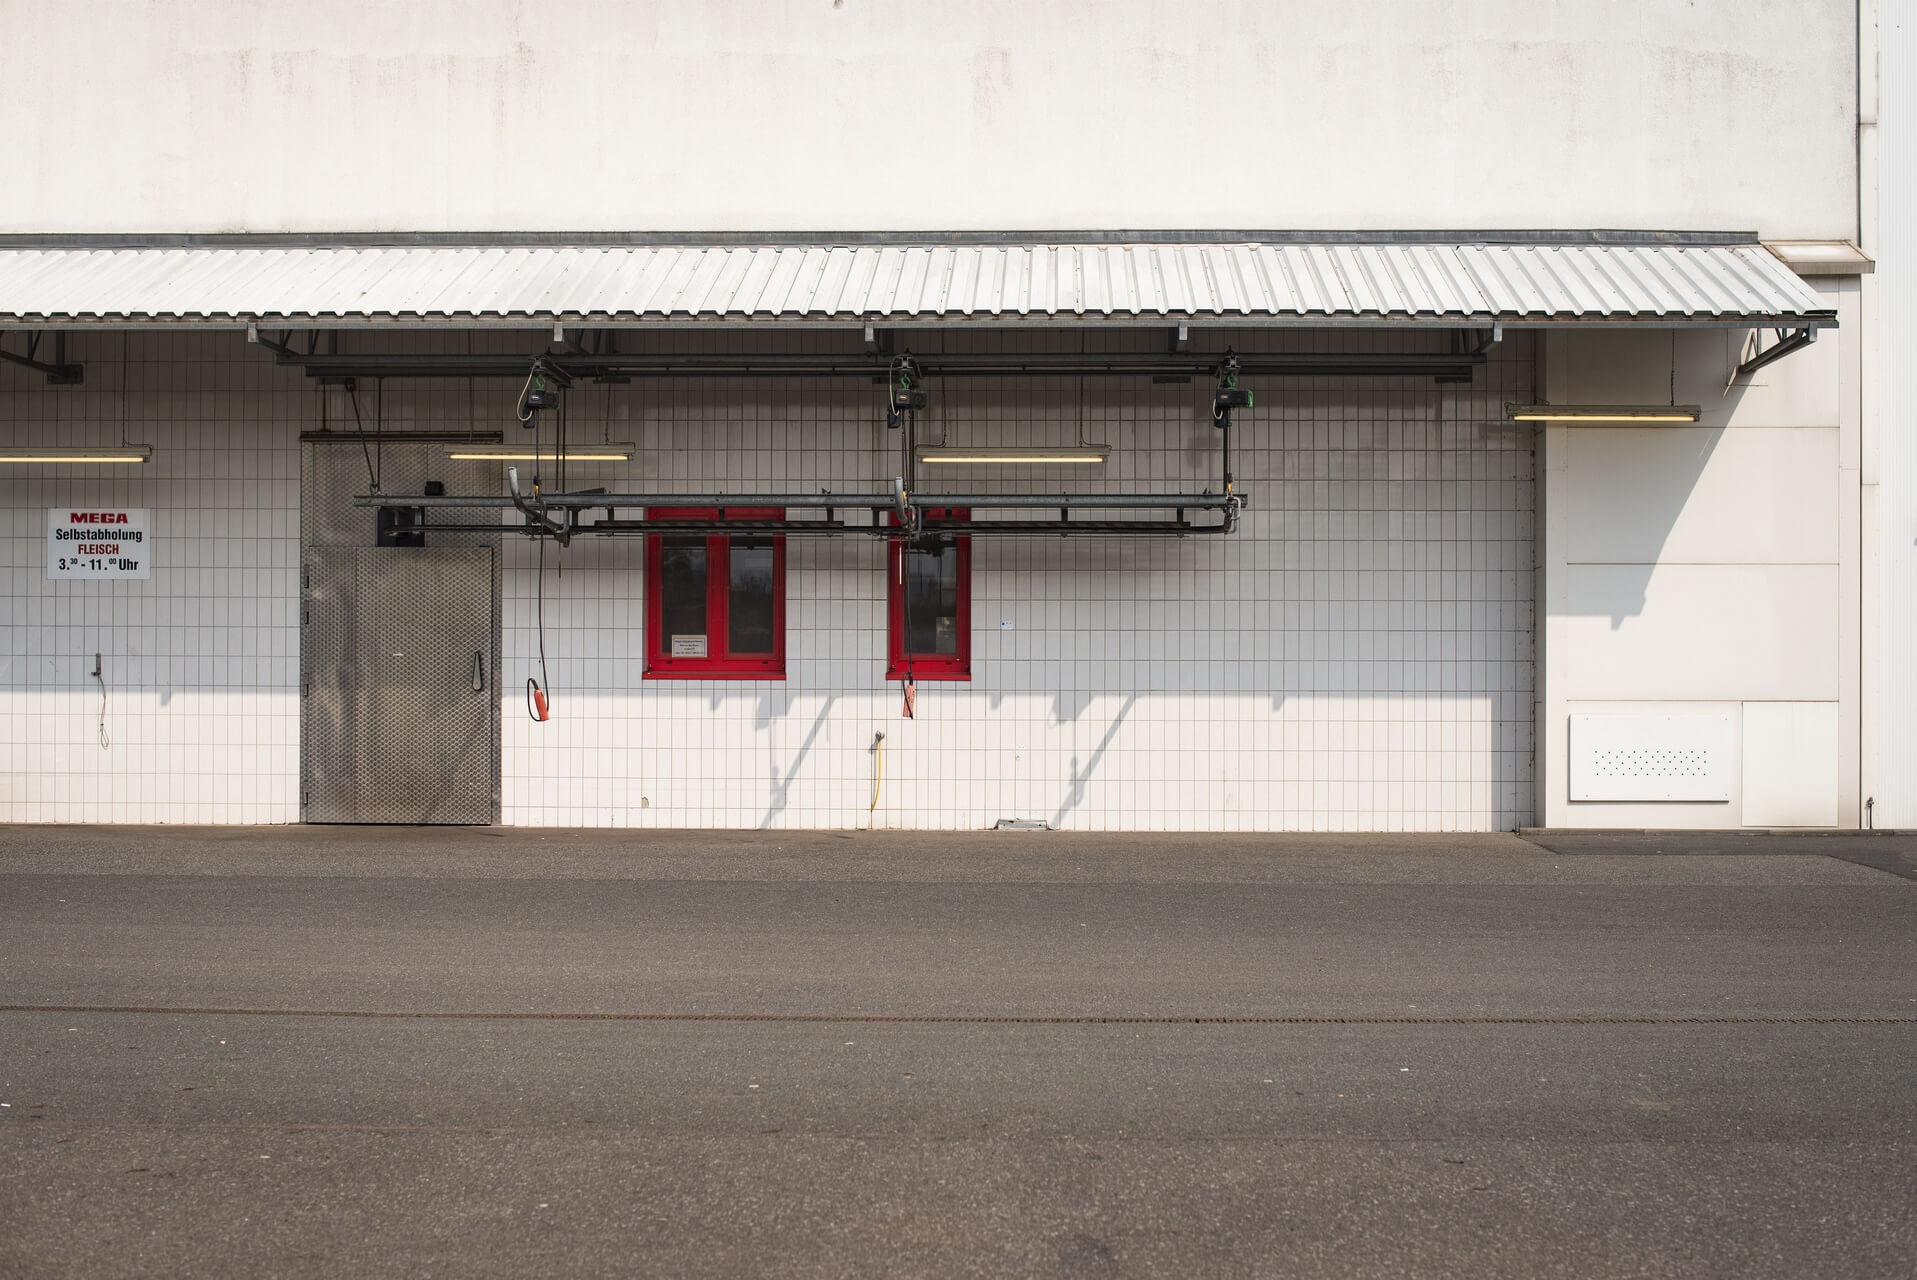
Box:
1535;283;1859;828
0;0;1857;238
0;328;1535;829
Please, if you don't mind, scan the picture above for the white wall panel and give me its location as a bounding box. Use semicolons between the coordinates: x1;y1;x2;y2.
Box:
1555;699;1745;828
0;1;1857;238
1569;714;1733;802
1742;701;1841;827
1551;324;1844;432
1879;1;1917;825
1557;564;1839;702
1562;427;1839;566
1537;285;1859;829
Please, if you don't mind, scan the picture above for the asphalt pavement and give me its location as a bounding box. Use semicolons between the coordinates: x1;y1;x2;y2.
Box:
1;824;1913;1278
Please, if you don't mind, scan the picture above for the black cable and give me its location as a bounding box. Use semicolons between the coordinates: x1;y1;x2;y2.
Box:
92;653;108;750
900;533;916;719
346;383;378;491
530;379;543;495
375;378;385;491
525;537;553;721
515;364;538;426
538;537;550;689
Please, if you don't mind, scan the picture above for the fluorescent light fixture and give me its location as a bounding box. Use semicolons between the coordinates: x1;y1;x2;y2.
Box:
0;444;153;464
917;446;1109;465
446;443;635;462
1505;403;1702;424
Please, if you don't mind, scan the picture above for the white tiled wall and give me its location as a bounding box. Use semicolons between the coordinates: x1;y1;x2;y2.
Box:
498;328;1536;830
2;327;1535;830
0;332;300;822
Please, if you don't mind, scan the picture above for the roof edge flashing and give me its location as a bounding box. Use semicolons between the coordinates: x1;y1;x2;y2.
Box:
1763;240;1875;275
0;228;1767;251
0;240;1829;329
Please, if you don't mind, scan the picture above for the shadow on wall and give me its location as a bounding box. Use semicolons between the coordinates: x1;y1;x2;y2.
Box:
1053;692;1136;828
1553;333;1753;627
761;693;837;828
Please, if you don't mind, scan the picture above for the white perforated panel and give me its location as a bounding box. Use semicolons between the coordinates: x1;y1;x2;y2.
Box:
1570;715;1733;802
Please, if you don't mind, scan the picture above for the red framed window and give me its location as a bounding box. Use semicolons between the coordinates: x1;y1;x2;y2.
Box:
887;508;970;681
645;508;785;679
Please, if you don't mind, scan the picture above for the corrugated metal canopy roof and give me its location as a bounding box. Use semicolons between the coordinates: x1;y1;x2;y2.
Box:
0;238;1835;328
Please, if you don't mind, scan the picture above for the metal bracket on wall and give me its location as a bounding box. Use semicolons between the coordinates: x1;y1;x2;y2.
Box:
0;332;84;384
1732;326;1816;384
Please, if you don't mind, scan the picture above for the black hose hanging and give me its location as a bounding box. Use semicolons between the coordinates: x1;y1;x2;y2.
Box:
900;534;917;720
526;538;552;722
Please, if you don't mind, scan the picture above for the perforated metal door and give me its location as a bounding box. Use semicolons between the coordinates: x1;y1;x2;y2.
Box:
301;547;358;822
303;547;498;823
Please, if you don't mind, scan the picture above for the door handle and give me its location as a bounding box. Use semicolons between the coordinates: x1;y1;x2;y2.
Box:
472;651;486;693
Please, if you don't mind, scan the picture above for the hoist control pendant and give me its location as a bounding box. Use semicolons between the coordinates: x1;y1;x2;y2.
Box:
1213;386;1252;430
1213;386;1253;418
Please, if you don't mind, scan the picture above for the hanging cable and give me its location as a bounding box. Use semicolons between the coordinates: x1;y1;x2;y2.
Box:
346;381;379;491
118;333;131;451
92;653;109;750
525;538;552;722
550;381;563;497
899;535;917;719
530;381;543;496
375;377;386;492
516;363;539;427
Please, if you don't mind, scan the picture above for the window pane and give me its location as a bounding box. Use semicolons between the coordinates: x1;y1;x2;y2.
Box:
660;536;707;653
728;536;776;655
905;541;958;655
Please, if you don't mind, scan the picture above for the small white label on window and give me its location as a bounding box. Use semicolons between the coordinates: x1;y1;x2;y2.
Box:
671;635;708;658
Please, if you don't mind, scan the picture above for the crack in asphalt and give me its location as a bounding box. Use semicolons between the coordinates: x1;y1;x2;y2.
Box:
4;1004;1914;1025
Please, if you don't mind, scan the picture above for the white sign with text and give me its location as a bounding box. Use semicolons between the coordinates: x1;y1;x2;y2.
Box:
47;508;152;579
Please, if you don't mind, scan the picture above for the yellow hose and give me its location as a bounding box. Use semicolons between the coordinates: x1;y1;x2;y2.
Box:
870;732;885;815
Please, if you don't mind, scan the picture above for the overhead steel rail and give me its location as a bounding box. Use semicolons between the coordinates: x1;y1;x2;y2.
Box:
357;486;1244;541
350;349;1258;541
280;347;1487;382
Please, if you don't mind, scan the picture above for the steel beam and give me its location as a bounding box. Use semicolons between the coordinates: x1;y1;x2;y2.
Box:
1734;326;1817;381
0;333;84;384
286;349;1484;381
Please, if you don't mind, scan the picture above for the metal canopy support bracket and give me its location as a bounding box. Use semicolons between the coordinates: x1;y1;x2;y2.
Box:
1733;326;1817;383
0;331;84;384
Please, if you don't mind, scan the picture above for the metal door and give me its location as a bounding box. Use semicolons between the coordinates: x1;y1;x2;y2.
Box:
303;546;499;823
